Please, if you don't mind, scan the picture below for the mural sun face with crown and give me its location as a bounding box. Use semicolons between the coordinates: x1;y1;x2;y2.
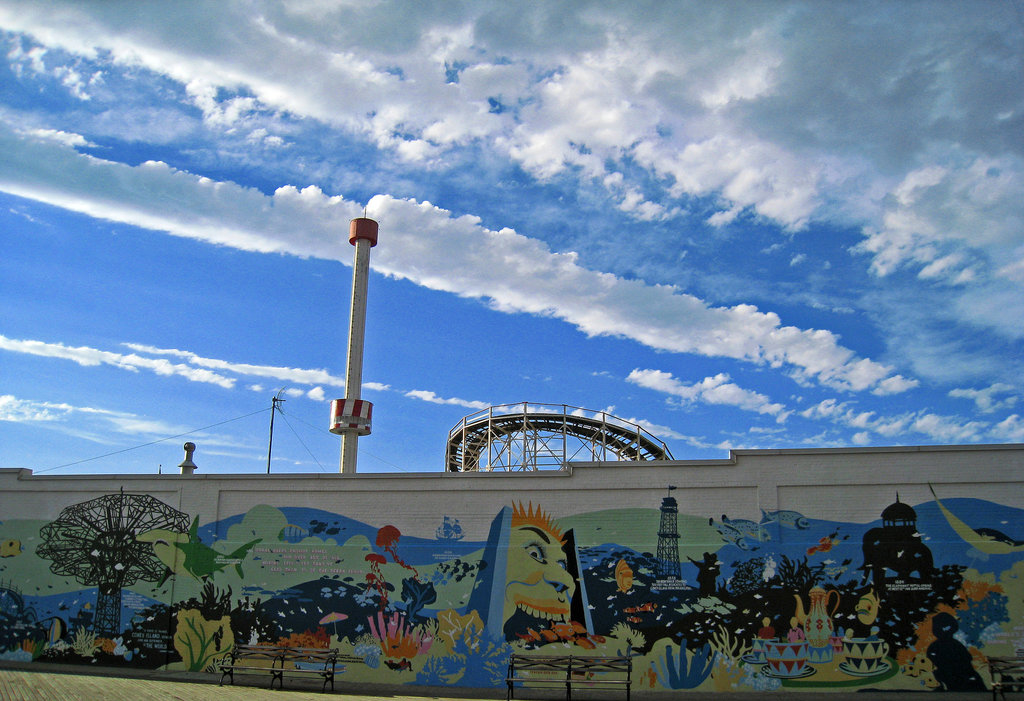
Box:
503;502;576;633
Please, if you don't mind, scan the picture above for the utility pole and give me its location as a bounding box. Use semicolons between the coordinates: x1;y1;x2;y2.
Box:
266;389;286;474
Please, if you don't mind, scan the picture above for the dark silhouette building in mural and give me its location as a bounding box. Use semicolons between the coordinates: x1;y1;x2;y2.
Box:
859;495;935;592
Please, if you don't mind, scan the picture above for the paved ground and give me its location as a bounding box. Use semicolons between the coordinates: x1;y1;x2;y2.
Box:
0;664;997;700
0;663;504;701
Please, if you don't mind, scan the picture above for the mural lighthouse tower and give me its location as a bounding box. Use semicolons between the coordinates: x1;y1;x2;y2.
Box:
330;216;378;473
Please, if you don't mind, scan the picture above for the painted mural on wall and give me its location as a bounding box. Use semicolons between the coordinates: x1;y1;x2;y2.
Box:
0;485;1021;692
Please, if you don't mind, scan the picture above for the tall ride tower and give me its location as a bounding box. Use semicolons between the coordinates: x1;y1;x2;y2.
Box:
330;216;378;473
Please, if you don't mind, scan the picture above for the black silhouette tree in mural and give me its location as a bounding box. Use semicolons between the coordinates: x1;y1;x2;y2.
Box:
38;492;190;637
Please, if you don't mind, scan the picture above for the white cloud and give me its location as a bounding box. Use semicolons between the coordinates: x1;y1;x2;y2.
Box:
0;394;73;422
855;158;1024;339
910;413;986;443
104;415;190;437
603;411;704;450
871;374;920;396
2;2;1020;245
0;126;913;395
26;127;93;148
404;390;489;410
707;207;741;227
799;397;991;444
0;393;189;442
371;195;910;394
0;334;352;397
122;344;344;387
851;431;871;445
627;368;788;419
948;383;1018;413
0;334;236;388
990;414;1024;442
858;159;1024;285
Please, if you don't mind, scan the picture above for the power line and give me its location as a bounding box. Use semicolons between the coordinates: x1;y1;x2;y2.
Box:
277;406;327;472
281;409;411;472
37;408;270;473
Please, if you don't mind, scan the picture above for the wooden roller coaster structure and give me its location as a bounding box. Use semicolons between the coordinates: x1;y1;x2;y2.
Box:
445;402;674;472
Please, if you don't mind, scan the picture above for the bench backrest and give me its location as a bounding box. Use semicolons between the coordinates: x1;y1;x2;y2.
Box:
231;645;339;661
989;657;1024;673
509;654;631;672
230;645;284;660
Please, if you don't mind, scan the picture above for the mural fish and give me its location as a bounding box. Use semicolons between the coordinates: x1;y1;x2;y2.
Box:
137;515;261;582
709;517;748;549
723;516;771;542
614;559;633;593
710;515;769;548
856;589;880;626
515;628;542;642
624;602;657;613
929;484;1024;555
807;536;838;556
0;539;22;557
760;508;810;529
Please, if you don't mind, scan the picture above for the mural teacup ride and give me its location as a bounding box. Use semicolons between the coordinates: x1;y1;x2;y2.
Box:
742;637;770;664
840;637;891;677
829;633;844;654
762;640;813;678
807;642;834;664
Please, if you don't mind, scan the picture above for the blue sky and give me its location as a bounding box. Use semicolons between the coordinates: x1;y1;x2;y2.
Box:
1;1;1022;475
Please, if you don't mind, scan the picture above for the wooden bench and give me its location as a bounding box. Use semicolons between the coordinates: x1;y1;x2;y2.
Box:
217;644;361;692
506;654;631;701
991;657;1024;701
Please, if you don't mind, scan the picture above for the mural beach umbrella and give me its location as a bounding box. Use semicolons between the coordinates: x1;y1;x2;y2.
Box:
320;611;348;638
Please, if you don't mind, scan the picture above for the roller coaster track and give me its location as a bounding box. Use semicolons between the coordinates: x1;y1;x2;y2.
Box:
446;402;674;472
